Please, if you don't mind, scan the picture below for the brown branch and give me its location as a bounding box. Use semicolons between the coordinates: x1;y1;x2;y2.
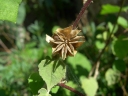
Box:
57;83;85;96
120;81;128;96
73;0;93;29
89;0;126;78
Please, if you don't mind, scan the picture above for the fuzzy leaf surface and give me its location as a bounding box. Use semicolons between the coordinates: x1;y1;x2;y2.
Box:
38;59;66;91
0;0;22;22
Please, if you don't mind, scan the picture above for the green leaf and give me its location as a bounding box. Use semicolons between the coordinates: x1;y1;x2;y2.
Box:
105;68;120;86
16;2;26;25
52;25;60;33
38;88;51;96
113;59;126;72
27;21;40;34
0;0;22;23
51;86;60;94
67;52;92;75
122;6;128;12
100;4;120;15
107;22;118;33
112;38;128;58
117;16;128;28
38;59;66;91
28;72;44;95
95;40;105;49
80;77;98;96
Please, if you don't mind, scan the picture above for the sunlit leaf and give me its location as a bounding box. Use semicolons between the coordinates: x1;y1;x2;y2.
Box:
0;0;22;23
51;86;60;94
103;31;108;40
67;52;92;76
52;25;60;33
95;40;105;49
38;59;66;91
105;68;120;86
117;16;128;29
80;77;98;96
100;4;120;15
108;22;118;33
38;88;51;96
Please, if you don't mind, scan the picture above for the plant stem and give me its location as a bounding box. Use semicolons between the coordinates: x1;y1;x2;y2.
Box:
120;81;128;96
57;83;85;96
0;39;11;53
73;0;93;29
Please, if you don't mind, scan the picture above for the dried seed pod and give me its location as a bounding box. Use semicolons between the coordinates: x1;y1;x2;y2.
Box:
46;25;85;60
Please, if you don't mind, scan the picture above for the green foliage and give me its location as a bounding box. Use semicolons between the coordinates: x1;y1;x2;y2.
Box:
38;59;66;92
105;69;120;86
67;52;92;75
95;40;105;49
28;72;44;95
51;86;60;94
0;0;22;23
17;2;26;25
100;4;120;14
38;88;51;96
112;38;128;58
80;77;98;96
100;4;128;14
52;25;60;33
0;0;128;96
117;16;128;28
112;59;126;72
107;22;118;33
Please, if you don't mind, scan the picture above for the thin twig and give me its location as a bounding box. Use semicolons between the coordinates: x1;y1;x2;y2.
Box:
89;0;126;78
120;81;128;96
93;61;100;79
2;32;15;47
57;83;85;96
0;39;11;53
73;0;93;29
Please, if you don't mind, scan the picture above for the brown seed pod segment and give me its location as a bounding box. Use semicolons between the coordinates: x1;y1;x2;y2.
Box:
46;25;85;60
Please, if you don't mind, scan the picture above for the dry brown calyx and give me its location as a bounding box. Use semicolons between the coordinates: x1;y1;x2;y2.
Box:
46;25;85;60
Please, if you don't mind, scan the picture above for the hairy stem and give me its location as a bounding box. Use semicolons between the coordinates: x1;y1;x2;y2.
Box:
57;83;85;96
73;0;93;29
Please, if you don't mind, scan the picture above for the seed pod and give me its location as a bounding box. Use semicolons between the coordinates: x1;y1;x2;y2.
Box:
46;25;85;60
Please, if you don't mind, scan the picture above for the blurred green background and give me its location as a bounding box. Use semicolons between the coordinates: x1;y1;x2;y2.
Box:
0;0;128;96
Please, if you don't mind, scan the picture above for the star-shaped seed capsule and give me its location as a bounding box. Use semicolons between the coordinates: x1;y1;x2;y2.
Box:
46;25;85;60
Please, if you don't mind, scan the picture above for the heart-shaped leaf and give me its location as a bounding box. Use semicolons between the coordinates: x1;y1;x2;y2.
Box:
38;59;66;91
80;77;98;96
